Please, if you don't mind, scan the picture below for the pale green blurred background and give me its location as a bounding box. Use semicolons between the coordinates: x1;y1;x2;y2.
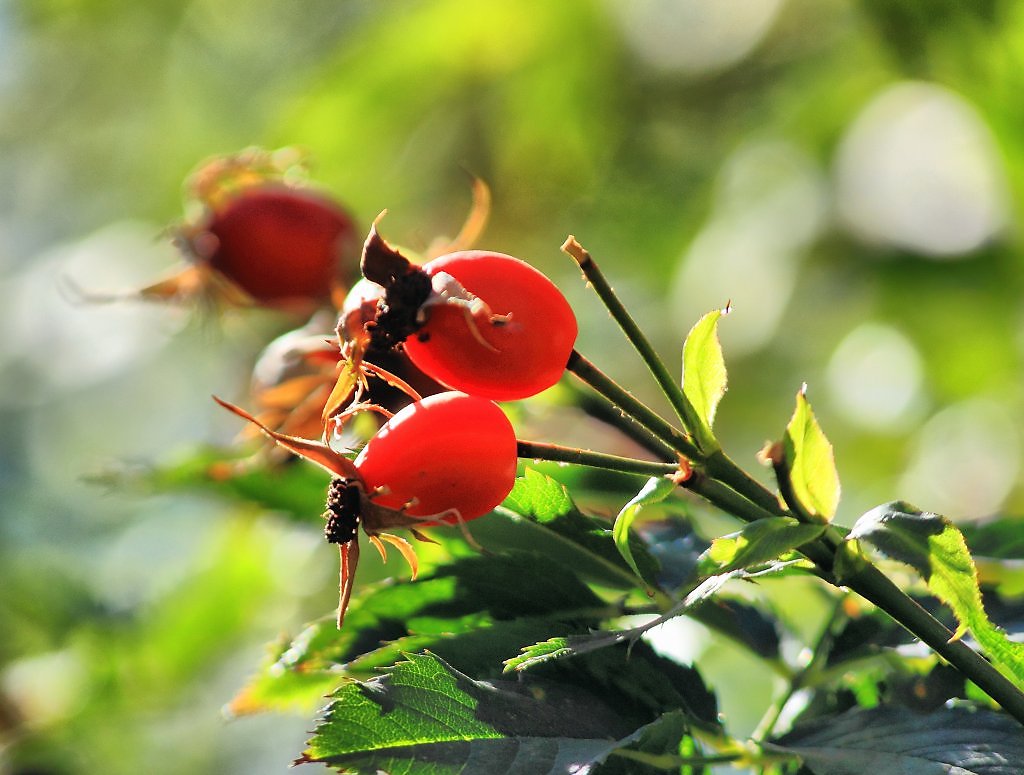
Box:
2;1;1024;773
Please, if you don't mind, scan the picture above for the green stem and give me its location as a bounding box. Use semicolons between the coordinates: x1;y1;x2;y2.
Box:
516;440;679;478
693;472;1024;722
562;236;713;451
564;326;1024;721
568;382;678;460
703;448;789;518
841;557;1024;725
567;350;699;459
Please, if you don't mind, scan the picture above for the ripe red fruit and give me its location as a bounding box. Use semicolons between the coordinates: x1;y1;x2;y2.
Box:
355;390;517;521
214;390;517;627
184;184;359;305
400;251;578;400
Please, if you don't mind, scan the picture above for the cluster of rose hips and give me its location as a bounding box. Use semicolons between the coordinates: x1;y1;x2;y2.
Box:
128;149;579;626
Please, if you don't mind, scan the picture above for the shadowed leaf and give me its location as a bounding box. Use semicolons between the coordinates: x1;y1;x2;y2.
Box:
301;653;646;774
849;502;1024;687
770;704;1024;774
496;469;659;591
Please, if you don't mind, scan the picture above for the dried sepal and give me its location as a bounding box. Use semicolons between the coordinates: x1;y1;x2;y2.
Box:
336;540;360;629
212;396;360;480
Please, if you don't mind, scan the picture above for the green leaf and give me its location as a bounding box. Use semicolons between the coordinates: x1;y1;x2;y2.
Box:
961;517;1024;596
301;652;642;774
770;704;1024;774
502;467;576;522
849;502;1024;687
613;476;676;586
230;551;608;714
505;636;578;671
495;469;660;591
697;517;825;577
681;307;728;430
784;389;841;521
503;639;720;732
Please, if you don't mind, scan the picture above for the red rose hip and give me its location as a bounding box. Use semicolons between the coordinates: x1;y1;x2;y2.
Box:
355;390;517;521
402;251;578;401
191;185;358;304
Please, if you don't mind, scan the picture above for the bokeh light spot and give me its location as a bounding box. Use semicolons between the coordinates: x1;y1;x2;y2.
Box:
826;323;925;432
835;81;1009;258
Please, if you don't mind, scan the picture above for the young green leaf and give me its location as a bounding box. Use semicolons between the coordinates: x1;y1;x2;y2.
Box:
849;501;1024;687
770;704;1024;774
613;476;677;586
697;517;825;577
502;467;576;522
300;652;641;774
783;388;841;521
681;306;729;431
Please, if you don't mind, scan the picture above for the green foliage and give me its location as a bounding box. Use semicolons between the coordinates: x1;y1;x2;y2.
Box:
697;517;824;577
9;1;1024;773
498;469;660;591
681;307;729;432
771;704;1024;774
849;502;1024;686
301;652;638;774
121;446;329;524
782;390;841;522
612;475;677;587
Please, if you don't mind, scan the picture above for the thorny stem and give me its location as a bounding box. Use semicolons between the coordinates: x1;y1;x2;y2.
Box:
516;440;680;478
843;559;1024;725
562;236;715;453
703;449;789;519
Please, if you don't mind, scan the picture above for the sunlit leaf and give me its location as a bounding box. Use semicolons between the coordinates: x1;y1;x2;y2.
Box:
300;653;641;774
613;476;676;586
681;307;728;430
784;389;841;521
770;704;1024;774
502;468;576;522
849;502;1024;686
697;517;825;577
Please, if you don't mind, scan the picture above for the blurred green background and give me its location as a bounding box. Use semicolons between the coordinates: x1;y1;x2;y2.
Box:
2;1;1024;772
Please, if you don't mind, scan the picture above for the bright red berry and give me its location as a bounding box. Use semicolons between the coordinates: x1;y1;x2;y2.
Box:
214;389;518;628
355;391;517;521
186;184;359;305
399;251;578;400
